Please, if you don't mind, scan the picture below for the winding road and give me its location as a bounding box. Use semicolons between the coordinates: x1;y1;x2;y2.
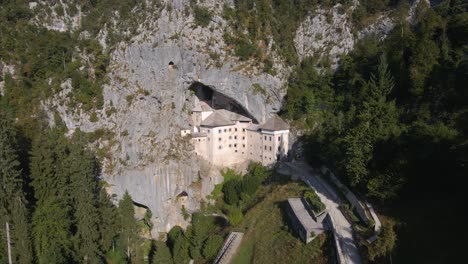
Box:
283;162;362;264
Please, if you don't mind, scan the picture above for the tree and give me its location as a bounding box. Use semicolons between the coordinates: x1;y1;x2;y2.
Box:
222;180;240;205
367;219;397;260
0;112;33;264
167;226;189;264
118;191;139;262
188;213;214;260
153;241;173;264
68;132;103;263
202;235;223;260
32;198;73;264
98;188;119;254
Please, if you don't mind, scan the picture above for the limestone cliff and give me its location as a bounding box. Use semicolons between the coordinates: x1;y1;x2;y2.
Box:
33;0;417;236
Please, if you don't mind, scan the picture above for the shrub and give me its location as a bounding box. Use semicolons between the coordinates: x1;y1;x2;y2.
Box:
304;190;326;214
202;235;224;260
90;112;98;122
223;179;241;205
228;208;243;226
193;6;212;27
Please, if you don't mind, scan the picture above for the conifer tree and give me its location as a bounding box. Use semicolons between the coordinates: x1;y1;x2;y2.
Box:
0;113;33;264
32;197;73;264
118;191;139;262
68;132;103;263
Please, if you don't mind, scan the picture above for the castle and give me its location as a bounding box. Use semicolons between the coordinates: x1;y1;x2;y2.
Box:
181;97;290;167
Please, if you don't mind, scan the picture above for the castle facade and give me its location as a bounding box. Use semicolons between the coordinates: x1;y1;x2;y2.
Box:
181;101;289;167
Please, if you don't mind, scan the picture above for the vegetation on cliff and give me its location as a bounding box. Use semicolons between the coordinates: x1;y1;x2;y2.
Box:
283;1;467;262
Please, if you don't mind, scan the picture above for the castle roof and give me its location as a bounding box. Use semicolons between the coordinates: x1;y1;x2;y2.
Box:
259;115;289;131
246;124;259;131
201;112;234;127
217;109;252;122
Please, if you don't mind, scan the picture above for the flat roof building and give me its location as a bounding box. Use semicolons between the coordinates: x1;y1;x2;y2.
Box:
286;198;327;243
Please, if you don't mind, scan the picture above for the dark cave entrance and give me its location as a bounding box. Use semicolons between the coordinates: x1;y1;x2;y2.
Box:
188;82;258;123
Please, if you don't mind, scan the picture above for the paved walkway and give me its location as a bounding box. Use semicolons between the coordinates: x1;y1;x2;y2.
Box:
213;232;244;264
284;162;362;264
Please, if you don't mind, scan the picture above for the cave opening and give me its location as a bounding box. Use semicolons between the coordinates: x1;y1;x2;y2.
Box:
188;82;258;123
168;61;174;66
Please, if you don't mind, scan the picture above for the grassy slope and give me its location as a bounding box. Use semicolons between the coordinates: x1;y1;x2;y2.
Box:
231;181;333;264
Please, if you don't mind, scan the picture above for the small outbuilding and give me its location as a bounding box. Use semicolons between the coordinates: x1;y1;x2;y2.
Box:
286;198;327;243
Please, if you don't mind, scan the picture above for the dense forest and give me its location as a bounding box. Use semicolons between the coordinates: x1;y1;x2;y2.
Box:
284;0;467;262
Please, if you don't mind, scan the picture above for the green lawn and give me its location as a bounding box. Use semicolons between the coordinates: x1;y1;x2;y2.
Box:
231;181;333;264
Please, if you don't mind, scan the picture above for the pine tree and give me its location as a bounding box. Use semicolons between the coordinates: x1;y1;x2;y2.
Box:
68;132;103;263
32;197;73;264
0;113;33;263
98;188;119;253
29;131;61;203
118;191;139;262
153;241;173;264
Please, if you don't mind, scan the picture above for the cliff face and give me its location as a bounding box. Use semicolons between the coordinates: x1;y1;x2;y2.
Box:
35;0;415;235
41;0;285;235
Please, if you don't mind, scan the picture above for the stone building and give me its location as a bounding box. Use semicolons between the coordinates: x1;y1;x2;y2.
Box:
286;198;327;243
182;99;289;167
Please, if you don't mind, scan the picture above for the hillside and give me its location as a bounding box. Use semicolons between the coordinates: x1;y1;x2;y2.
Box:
1;0;467;263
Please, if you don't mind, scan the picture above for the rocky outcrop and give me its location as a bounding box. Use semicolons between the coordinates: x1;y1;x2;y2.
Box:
294;0;423;69
42;0;285;235
38;0;422;236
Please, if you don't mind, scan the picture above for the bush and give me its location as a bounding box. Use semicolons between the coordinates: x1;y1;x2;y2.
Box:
304;190;326;214
367;219;396;261
223;179;241;205
202;235;224;260
228;208;243;226
193;6;212;27
234;38;259;61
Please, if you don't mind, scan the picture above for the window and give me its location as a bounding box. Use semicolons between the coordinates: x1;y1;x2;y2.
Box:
243;128;245;132
235;150;238;153
235;128;237;132
278;146;281;151
218;146;222;149
208;129;210;133
250;152;252;155
234;136;237;139
198;139;201;141
243;144;245;148
278;136;281;141
229;144;232;147
229;128;232;132
229;136;232;139
234;144;237;147
242;136;245;140
264;146;267;150
269;136;272;141
269;146;272;151
208;137;210;141
224;129;227;132
264;136;267;140
219;129;221;133
219;138;221;141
